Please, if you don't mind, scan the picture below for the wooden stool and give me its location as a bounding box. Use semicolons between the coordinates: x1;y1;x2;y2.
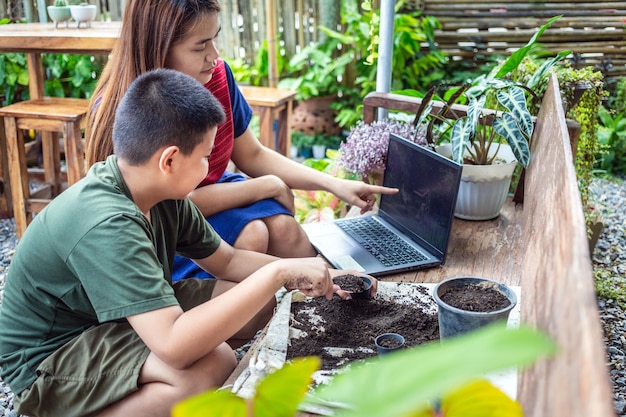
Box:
0;97;89;238
239;86;296;156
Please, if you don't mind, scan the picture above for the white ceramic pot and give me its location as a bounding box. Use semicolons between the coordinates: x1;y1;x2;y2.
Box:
47;6;72;28
437;144;518;220
312;144;326;159
70;5;97;28
290;144;299;159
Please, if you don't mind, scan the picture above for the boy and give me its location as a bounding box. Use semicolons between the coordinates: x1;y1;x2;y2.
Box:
0;69;362;417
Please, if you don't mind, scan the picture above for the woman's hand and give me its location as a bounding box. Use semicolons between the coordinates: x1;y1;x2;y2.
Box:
330;178;399;214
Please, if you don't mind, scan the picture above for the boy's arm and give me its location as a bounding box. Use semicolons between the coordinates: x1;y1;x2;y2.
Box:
127;257;333;369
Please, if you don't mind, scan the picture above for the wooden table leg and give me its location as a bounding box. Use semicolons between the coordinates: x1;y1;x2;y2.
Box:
257;107;273;150
26;53;45;99
275;102;292;156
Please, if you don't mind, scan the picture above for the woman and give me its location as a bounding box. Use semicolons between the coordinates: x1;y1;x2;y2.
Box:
86;0;397;280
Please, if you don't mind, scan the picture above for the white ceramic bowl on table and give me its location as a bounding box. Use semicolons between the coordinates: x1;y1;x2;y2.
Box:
70;5;97;28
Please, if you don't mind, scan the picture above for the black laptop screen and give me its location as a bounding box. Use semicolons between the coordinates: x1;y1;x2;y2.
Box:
380;134;462;257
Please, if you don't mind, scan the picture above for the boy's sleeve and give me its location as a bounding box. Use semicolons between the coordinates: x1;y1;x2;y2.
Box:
174;199;222;260
66;214;180;322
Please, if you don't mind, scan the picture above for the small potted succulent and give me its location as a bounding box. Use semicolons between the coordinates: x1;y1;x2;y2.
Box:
47;0;72;28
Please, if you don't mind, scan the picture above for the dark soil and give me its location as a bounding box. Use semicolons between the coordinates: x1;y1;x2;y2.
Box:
439;281;510;312
333;274;368;293
286;277;439;371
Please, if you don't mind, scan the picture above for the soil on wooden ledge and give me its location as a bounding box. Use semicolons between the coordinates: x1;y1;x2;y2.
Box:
286;275;440;371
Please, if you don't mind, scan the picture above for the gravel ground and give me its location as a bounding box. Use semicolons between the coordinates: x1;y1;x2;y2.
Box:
0;176;625;416
590;175;626;416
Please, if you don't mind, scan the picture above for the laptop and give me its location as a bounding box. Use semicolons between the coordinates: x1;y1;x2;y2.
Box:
302;133;462;277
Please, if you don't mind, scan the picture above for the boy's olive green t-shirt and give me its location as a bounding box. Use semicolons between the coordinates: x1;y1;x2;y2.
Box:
0;156;221;395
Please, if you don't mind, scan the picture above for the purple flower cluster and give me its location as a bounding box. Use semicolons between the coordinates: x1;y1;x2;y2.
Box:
338;119;427;179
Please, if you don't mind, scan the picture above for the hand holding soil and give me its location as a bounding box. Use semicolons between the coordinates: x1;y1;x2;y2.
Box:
330;271;378;299
280;257;335;299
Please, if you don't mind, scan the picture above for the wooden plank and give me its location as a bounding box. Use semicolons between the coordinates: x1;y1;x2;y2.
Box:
421;0;626;6
433;28;626;43
436;16;626;29
517;73;615;417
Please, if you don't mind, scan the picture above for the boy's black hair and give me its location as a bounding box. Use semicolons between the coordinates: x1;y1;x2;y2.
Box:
112;68;226;165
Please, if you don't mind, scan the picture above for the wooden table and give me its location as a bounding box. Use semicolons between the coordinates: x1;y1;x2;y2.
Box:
239;85;296;156
0;22;296;217
0;22;295;157
0;22;121;217
0;21;121;99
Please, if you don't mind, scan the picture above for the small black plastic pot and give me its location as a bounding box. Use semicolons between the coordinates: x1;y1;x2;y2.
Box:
433;276;517;340
375;333;405;355
350;276;373;300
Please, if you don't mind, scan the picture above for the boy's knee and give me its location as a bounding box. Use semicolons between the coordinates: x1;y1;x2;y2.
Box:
185;343;237;392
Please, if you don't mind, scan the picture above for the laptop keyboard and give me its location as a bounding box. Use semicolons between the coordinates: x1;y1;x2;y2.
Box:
337;217;428;267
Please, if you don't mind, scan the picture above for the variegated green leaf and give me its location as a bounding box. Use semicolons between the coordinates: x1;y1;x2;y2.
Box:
497;87;534;138
450;119;471;164
450;96;484;163
466;95;486;133
492;114;531;167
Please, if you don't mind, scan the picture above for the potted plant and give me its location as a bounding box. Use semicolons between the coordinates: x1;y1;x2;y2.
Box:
308;133;341;159
417;81;534;220
279;42;352;139
337;119;426;185
433;276;517;339
414;17;568;220
69;1;98;28
311;134;328;159
290;131;315;159
47;0;72;28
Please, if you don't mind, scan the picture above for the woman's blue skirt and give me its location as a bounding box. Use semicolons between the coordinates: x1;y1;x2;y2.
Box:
172;172;291;281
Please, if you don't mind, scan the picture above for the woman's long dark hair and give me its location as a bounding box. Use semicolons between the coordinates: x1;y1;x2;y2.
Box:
85;0;221;167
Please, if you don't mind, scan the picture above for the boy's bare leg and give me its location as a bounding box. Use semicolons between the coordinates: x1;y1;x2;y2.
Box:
94;343;237;417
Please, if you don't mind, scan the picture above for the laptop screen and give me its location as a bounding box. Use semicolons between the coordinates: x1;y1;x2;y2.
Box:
380;134;462;258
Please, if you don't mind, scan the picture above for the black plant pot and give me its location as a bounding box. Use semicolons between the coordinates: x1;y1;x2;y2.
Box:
433;276;517;339
350;276;373;300
375;333;405;355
